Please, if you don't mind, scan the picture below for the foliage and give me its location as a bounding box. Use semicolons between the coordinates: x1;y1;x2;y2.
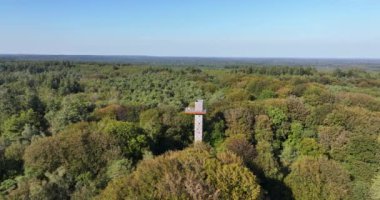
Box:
285;96;309;122
371;173;380;200
1;61;380;199
224;107;254;136
1;109;42;141
223;134;257;170
9;123;121;198
139;107;193;155
253;115;282;180
266;107;287;127
100;119;147;160
47;94;95;133
24;126;120;176
106;159;133;180
284;156;351;200
98;145;262;200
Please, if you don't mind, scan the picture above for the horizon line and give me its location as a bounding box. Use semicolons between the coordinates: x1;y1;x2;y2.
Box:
1;53;380;60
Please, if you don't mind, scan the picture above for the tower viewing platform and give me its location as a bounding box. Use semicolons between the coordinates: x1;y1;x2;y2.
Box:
184;107;207;115
184;99;207;115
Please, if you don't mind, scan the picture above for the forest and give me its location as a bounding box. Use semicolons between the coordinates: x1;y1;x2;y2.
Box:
0;60;379;200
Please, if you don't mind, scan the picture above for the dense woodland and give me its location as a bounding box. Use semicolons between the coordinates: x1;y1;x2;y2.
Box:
0;60;379;200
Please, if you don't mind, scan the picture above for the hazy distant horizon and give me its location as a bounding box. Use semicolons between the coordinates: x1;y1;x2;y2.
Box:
2;54;380;70
2;53;380;60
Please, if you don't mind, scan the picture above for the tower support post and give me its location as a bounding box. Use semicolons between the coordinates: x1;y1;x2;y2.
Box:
194;115;203;142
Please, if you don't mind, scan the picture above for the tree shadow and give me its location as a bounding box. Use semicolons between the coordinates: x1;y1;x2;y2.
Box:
248;164;294;200
262;178;294;200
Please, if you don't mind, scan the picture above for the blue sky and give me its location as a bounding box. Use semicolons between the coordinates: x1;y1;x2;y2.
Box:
1;0;380;58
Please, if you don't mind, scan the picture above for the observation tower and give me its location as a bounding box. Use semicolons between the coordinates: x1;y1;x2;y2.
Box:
184;100;206;142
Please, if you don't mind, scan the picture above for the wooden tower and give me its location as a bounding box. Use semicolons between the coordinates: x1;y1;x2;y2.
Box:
184;100;206;142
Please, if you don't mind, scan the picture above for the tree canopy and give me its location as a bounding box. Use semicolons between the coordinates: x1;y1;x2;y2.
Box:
98;144;263;200
0;60;379;199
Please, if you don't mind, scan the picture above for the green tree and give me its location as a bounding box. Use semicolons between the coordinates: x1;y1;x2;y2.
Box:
98;145;262;200
254;115;282;179
281;122;303;166
1;109;41;141
139;109;162;138
224;107;254;136
298;138;323;157
23;123;121;179
257;89;277;100
139;107;192;155
47;95;95;133
285;156;351;200
371;173;380;200
267;107;287;127
101;119;148;160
